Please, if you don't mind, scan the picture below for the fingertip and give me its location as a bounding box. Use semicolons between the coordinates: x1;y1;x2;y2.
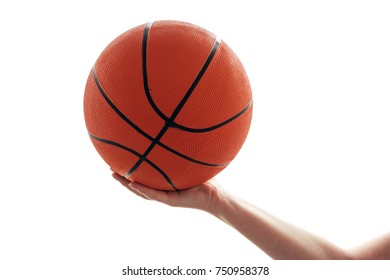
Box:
127;182;150;198
112;172;120;180
128;181;142;190
112;172;125;182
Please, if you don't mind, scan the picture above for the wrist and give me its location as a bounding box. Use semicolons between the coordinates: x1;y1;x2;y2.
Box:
204;185;233;218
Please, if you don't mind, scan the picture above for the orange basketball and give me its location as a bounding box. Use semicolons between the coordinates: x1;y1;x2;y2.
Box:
84;20;252;190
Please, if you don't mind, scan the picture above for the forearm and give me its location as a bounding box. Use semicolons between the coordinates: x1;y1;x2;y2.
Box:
118;175;389;260
208;191;351;260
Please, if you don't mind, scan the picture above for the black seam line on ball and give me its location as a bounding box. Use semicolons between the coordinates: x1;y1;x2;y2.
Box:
92;65;227;167
171;98;253;133
142;22;170;122
157;142;228;167
124;123;169;178
169;38;220;121
92;65;152;141
89;133;177;190
125;31;221;179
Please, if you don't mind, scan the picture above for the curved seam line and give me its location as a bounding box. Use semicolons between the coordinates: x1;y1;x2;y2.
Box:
157;141;229;167
92;65;154;142
125;27;220;179
89;133;177;190
92;64;226;166
171;98;253;132
142;22;170;122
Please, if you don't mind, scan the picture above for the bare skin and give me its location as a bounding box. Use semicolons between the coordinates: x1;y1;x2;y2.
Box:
112;173;390;260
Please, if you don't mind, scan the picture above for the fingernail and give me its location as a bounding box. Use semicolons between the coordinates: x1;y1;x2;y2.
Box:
128;182;142;189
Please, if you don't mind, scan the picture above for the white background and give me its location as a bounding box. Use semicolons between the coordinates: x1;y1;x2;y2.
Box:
1;0;389;279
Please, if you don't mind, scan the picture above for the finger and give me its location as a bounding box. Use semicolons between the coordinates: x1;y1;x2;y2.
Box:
111;172;131;187
126;183;150;200
129;183;173;204
111;173;150;200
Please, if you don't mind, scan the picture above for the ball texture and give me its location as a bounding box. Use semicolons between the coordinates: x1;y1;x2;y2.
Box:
84;21;252;190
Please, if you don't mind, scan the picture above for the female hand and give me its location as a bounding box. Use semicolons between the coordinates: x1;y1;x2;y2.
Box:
112;173;222;212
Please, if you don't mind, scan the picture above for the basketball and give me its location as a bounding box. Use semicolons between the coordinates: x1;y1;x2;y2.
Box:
84;20;253;190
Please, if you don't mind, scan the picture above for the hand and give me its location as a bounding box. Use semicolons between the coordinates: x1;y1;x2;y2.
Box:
112;173;222;212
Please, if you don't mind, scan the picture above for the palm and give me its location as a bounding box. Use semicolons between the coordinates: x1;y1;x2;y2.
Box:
112;173;218;211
